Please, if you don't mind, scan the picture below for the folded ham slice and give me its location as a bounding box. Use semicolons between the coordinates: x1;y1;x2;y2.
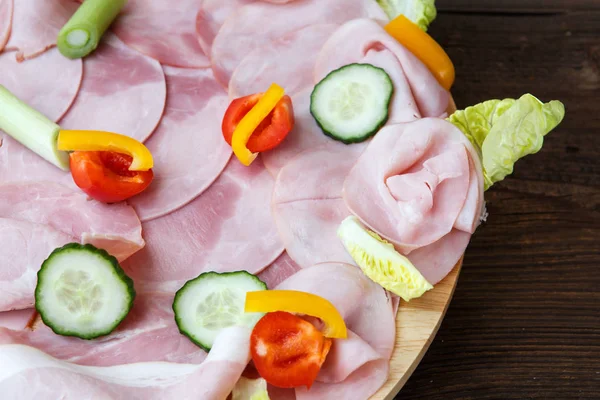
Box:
276;263;395;400
0;292;206;366
210;0;387;86
124;158;283;293
128;66;231;221
343;118;484;254
195;0;253;57
314;18;450;118
0;48;82;122
0;0;12;52
0;326;251;400
3;0;77;61
272;146;366;268
229;24;337;99
112;0;210;68
0;310;34;331
257;252;301;289
59;34;166;143
0;182;143;311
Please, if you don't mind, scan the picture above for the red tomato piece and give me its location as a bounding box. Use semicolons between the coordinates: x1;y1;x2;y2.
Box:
69;151;154;203
222;93;294;153
250;311;332;389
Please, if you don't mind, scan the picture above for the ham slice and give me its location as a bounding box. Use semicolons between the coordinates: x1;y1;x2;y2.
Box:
0;292;206;366
128;66;231;221
112;0;210;68
0;326;251;399
0;48;82;122
123;159;283;293
229;24;337;98
0;310;34;331
59;34;166;143
343;118;483;253
195;0;253;57
4;0;77;61
257;252;301;289
0;182;144;262
276;263;395;400
0;0;12;51
210;0;387;86
272;146;365;268
314;18;450;118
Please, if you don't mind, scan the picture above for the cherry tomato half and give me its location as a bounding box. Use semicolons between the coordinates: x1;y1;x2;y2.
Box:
250;311;331;389
222;93;294;153
69;151;153;203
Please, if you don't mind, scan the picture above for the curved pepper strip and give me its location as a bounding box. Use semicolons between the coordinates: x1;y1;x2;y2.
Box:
245;290;347;339
385;15;455;90
57;130;153;171
231;83;285;166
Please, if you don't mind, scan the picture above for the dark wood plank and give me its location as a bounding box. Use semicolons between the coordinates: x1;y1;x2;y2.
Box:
396;3;600;399
436;0;600;13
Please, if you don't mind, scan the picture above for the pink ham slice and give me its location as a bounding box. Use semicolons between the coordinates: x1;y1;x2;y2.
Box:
0;219;74;311
257;252;301;289
276;263;395;400
59;34;166;143
123;158;283;293
0;0;12;51
272;146;366;268
112;0;210;68
195;0;253;57
343;118;484;253
229;24;337;99
0;310;34;331
128;66;231;221
0;326;251;399
4;0;77;61
210;0;387;86
0;48;82;122
0;292;206;366
0;182;144;263
314;18;450;118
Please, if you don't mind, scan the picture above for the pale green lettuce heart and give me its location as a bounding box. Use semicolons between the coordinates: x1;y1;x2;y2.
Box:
377;0;437;31
448;94;565;190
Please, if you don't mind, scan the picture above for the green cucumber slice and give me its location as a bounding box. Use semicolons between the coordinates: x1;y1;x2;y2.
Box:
35;243;136;340
173;271;267;351
310;63;393;144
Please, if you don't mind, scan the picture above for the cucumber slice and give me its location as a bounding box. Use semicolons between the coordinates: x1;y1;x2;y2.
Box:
310;63;393;144
35;243;136;340
173;271;267;351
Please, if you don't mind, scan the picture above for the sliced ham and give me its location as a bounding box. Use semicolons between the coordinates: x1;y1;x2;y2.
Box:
0;292;206;366
123;158;283;293
0;219;74;311
276;263;395;400
0;326;251;399
195;0;253;57
272;146;365;268
314;18;450;118
112;0;210;68
59;34;166;143
257;252;301;289
128;66;231;221
4;0;77;61
210;0;387;86
0;0;12;51
0;182;144;263
0;310;34;331
0;48;82;122
343;118;484;253
229;24;337;98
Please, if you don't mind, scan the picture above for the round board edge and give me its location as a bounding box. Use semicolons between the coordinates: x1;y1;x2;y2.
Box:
371;94;460;400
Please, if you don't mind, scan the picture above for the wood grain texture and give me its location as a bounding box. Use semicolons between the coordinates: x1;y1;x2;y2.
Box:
392;1;600;399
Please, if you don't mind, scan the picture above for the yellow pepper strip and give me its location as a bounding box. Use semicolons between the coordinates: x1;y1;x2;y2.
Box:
231;83;285;166
385;15;455;90
245;290;347;339
57;130;153;171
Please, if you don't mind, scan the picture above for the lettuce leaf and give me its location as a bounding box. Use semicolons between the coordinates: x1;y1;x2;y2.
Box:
377;0;437;31
232;377;270;400
448;94;565;190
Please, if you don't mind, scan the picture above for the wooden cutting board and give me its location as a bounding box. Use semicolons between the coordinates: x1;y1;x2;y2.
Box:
370;260;462;399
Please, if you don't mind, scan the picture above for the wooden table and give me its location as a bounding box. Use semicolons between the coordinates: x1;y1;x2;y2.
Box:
396;1;600;398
